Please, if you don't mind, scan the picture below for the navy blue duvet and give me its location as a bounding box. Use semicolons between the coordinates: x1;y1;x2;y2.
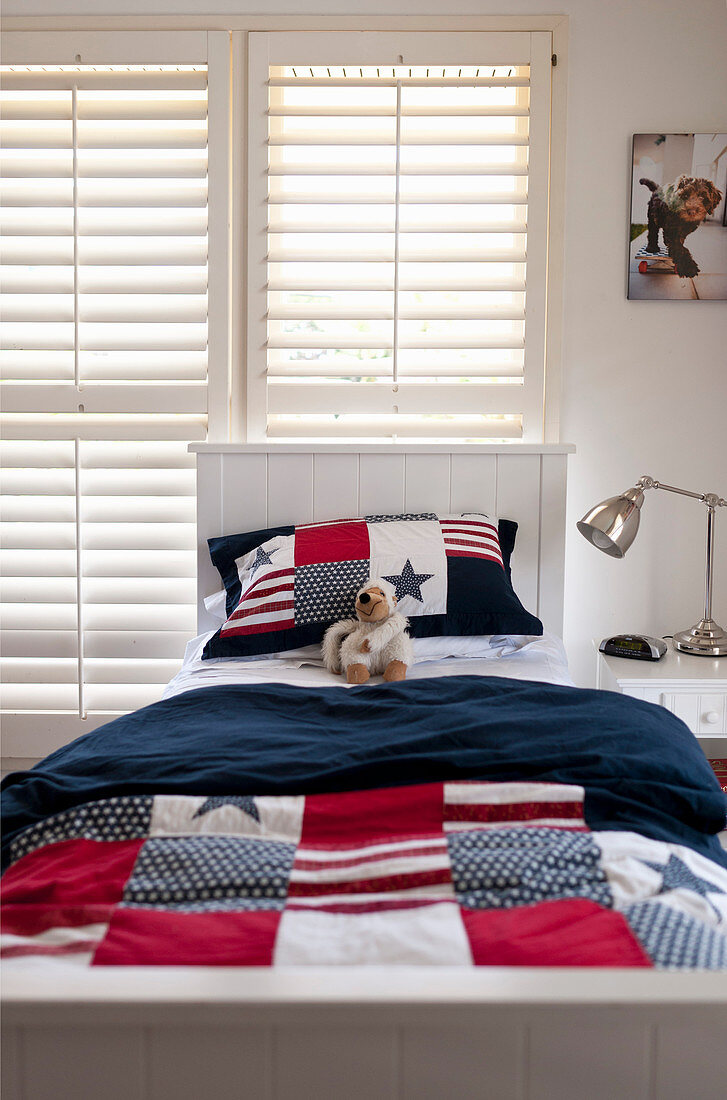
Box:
3;676;726;872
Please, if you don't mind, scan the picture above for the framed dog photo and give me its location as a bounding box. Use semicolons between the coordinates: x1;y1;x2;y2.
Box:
628;133;727;300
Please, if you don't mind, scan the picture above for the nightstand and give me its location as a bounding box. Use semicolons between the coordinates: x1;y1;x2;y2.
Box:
595;642;727;756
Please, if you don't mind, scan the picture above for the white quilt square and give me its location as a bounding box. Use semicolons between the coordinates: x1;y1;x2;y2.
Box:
596;831;727;927
274;901;472;965
367;519;446;616
150;794;305;843
235;533;294;590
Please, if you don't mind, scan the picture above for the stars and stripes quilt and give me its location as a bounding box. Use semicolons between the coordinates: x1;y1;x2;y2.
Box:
2;676;726;968
3;780;726;968
204;513;542;658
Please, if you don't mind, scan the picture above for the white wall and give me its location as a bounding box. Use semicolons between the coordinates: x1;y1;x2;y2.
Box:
5;0;727;685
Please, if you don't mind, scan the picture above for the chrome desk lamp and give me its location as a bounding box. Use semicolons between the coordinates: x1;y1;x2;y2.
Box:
577;475;727;657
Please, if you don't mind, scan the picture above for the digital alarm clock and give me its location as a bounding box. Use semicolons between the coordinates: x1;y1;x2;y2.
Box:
599;634;667;661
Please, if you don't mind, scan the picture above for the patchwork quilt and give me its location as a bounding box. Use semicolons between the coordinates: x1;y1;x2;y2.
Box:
3;676;727;968
3;780;726;968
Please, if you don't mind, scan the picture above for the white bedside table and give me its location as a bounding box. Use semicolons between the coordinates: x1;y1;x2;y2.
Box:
595;642;727;756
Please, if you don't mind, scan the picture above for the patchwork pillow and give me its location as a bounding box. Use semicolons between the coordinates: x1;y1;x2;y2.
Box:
203;513;542;660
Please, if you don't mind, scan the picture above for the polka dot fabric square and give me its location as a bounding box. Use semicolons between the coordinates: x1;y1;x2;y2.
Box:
9;796;153;866
122;835;297;912
446;827;613;911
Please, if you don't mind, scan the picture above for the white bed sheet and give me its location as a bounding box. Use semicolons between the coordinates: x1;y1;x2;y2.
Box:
162;631;574;699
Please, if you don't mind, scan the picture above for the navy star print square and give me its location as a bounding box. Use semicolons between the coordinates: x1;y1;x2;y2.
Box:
294;560;370;624
383;558;435;604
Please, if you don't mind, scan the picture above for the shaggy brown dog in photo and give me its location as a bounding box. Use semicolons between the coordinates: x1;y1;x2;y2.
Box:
640;174;722;277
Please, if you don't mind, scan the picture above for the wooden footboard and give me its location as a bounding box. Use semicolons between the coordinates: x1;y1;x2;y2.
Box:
3;968;726;1099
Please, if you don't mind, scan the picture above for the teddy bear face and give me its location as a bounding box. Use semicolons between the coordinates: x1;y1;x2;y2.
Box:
355;584;396;624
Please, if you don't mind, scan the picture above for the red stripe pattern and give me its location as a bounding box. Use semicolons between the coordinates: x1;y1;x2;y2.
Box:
220;566;295;638
443;781;586;831
445;801;585;824
439;516;503;566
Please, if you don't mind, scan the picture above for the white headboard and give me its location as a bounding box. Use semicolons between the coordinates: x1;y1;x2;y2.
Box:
190;444;574;636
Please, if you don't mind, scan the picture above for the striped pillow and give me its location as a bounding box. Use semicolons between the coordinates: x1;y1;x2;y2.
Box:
203;512;542;660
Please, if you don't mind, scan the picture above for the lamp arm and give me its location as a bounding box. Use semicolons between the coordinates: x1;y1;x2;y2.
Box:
636;475;724;628
578;474;727;653
636;475;726;509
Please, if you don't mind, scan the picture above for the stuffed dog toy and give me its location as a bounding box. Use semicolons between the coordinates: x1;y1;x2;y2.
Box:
322;577;413;684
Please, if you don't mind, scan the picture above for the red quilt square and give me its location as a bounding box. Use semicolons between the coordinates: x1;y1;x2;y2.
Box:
300;783;445;848
461;898;652;967
1;839;143;907
1;903;116;938
294;521;370;567
94;908;281;966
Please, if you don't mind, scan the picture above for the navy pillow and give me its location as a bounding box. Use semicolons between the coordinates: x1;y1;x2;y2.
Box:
203;513;542;659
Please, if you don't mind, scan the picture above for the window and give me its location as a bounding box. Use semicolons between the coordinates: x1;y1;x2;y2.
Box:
0;31;225;746
0;24;560;743
246;31;553;442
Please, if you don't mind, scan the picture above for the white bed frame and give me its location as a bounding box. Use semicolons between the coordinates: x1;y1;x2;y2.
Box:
4;443;727;1100
192;443;573;636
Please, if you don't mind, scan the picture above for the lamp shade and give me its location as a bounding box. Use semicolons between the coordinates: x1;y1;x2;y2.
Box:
576;486;644;558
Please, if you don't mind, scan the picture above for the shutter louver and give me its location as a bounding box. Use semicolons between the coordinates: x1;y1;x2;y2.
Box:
1;62;208;732
247;39;550;441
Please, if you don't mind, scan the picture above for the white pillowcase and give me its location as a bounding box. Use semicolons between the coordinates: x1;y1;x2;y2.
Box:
201;589;532;662
411;634;538;660
203;588;231;620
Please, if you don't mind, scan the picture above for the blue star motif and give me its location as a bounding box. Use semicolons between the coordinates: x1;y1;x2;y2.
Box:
193;796;261;823
382;558;434;603
644;854;725;921
250;546;275;575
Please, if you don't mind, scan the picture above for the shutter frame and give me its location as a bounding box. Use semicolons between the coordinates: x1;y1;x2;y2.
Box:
246;30;551;442
0;31;215;736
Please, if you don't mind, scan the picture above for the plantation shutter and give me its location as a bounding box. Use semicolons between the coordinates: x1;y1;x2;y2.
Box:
247;31;552;442
0;32;219;752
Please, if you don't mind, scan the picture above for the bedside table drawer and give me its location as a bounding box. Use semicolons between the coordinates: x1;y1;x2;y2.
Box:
660;692;727;734
596;642;727;751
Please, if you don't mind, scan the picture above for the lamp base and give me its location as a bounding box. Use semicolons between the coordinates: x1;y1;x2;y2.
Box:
673;618;727;657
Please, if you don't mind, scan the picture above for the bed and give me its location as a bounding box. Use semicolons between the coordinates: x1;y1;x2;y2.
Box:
2;443;726;1100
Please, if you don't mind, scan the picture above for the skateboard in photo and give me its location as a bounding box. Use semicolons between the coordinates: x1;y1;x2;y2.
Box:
635;244;676;274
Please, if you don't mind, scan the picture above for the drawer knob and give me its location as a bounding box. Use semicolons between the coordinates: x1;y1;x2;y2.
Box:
703;711;720;725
